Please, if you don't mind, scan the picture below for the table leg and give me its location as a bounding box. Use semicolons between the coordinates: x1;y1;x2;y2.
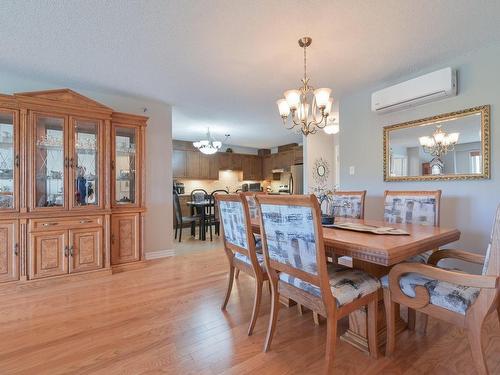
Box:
339;258;407;353
201;207;206;241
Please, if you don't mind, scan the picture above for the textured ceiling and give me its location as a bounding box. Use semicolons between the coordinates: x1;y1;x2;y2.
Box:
1;0;500;148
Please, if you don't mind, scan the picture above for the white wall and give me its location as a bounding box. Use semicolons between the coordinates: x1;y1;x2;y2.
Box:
0;72;173;254
303;133;338;194
339;43;500;271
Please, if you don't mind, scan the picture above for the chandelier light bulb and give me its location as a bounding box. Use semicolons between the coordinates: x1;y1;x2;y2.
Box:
276;99;291;117
284;90;301;110
314;88;331;108
447;132;460;144
324;123;339;135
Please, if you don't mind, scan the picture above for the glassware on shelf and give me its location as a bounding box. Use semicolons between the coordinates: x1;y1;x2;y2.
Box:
0;112;15;209
115;127;137;205
35;115;65;208
73;119;99;206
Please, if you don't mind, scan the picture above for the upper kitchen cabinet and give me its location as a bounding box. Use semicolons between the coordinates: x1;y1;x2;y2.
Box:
111;113;147;208
0;109;19;212
242;155;262;180
172;149;187;178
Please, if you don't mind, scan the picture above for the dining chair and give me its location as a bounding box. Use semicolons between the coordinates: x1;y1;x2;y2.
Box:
307;190;369;325
216;193;269;336
332;190;367;219
383;190;442;329
234;192;267;280
255;194;380;372
190;188;208;238
173;191;198;242
383;205;500;375
207;189;229;241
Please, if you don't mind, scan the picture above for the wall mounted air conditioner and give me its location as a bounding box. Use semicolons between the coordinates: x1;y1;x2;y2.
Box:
371;67;457;113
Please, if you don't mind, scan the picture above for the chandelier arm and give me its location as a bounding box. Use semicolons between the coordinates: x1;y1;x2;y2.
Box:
284;121;298;130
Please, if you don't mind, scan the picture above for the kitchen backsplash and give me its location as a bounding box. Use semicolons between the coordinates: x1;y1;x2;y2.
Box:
177;170;268;194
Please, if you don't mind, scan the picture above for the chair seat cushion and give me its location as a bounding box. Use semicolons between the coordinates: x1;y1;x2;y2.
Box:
253;234;262;250
279;264;380;307
405;250;433;264
234;251;265;269
380;272;480;315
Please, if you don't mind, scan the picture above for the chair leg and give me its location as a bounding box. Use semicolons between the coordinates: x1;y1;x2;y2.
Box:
248;280;263;336
420;313;429;334
297;303;303;316
209;219;213;242
191;222;195;236
408;308;416;331
324;316;337;373
383;288;397;357
221;265;235;310
178;225;182;242
367;296;379;359
235;269;240;279
466;323;488;375
174;225;178;239
264;282;280;352
313;312;320;325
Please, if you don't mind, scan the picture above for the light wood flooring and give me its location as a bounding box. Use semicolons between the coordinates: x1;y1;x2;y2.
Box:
1;229;499;374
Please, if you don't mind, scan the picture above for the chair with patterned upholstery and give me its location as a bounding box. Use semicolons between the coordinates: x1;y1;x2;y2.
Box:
216;193;268;336
255;194;380;372
332;190;367;219
383;190;442;329
384;190;441;263
234;192;267;280
383;205;500;375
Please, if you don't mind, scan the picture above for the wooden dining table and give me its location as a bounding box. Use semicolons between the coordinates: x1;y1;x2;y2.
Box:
250;216;461;352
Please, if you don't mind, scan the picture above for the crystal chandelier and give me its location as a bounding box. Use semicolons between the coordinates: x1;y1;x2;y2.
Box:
193;128;228;155
418;125;460;157
276;37;335;136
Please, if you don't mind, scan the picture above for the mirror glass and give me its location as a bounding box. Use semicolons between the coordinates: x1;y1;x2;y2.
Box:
384;106;489;181
317;165;326;176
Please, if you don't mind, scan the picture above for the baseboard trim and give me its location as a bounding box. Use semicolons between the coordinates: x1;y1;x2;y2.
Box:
145;249;176;260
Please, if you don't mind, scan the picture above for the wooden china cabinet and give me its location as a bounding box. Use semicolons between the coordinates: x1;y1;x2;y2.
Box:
0;89;147;286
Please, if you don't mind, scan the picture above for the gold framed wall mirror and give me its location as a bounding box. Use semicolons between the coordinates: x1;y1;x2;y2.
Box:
383;105;490;181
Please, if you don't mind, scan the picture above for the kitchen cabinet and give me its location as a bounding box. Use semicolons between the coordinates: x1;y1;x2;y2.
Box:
186;151;200;178
242;155;262;180
0;221;18;283
111;213;140;265
293;146;303;164
172;150;187;178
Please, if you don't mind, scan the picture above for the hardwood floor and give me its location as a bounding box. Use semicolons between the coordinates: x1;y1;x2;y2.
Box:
1;230;499;374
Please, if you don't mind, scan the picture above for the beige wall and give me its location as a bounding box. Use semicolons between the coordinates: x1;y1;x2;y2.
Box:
0;72;174;254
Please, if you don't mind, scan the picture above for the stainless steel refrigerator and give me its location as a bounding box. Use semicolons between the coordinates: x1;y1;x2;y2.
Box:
289;164;304;195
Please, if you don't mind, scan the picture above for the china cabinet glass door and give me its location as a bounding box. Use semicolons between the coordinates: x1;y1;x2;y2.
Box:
72;119;100;208
114;126;138;206
34;114;66;209
0;111;17;210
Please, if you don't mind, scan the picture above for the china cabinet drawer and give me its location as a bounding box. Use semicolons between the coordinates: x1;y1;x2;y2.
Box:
30;216;103;232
